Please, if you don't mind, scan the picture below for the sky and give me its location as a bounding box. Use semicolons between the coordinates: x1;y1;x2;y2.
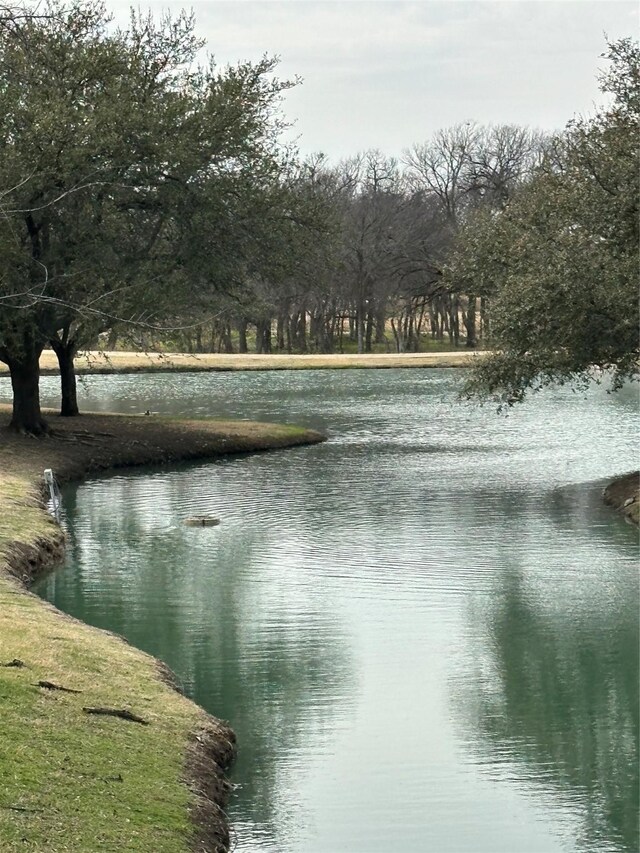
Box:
110;1;638;162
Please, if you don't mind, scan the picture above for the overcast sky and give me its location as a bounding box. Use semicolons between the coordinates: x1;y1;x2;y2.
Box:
111;1;638;162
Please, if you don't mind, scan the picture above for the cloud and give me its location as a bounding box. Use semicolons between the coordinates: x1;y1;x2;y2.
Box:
107;0;639;160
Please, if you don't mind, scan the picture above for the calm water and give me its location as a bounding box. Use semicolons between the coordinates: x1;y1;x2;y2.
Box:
11;369;638;852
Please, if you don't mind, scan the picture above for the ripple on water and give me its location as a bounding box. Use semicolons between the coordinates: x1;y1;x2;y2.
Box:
29;369;639;853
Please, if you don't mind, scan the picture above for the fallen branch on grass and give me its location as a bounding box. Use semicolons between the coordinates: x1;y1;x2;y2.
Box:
82;707;149;725
36;680;82;693
0;805;44;813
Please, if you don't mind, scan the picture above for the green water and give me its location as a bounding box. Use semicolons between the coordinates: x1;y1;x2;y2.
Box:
24;369;638;853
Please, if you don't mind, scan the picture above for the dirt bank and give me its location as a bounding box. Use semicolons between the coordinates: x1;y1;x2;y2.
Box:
603;471;640;525
0;408;325;852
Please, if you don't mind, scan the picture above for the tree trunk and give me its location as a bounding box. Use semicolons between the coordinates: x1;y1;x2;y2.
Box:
464;294;477;348
276;314;286;352
255;319;272;354
365;309;374;353
327;314;338;353
349;312;357;342
375;306;387;344
356;301;365;354
310;311;324;352
452;309;460;346
5;345;48;435
294;311;307;353
415;300;426;348
407;314;416;351
220;323;234;354
237;320;248;354
286;316;292;353
50;338;79;416
390;318;403;353
480;296;490;343
429;305;438;339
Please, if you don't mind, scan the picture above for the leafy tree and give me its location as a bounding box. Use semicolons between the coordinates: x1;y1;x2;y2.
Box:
0;1;296;431
452;39;639;404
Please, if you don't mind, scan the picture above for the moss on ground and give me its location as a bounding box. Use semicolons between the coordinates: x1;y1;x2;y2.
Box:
0;407;324;852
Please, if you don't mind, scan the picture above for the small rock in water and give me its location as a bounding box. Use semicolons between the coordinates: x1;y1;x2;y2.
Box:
184;516;220;527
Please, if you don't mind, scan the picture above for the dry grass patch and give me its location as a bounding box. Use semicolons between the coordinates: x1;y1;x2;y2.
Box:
0;349;483;376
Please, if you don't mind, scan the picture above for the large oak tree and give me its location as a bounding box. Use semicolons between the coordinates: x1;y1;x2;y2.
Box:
0;1;295;431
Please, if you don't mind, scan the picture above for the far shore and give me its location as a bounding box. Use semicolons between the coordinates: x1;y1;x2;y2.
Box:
0;408;324;852
0;348;485;377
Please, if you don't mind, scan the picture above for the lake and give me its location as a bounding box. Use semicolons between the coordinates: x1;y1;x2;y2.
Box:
11;368;638;853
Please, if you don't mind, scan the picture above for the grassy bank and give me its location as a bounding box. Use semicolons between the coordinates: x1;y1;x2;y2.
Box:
0;349;483;377
0;408;325;852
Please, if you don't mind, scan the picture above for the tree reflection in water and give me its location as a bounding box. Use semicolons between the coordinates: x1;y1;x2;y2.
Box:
457;507;638;853
36;469;354;849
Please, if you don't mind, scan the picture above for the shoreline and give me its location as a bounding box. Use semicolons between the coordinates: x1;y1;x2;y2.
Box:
0;408;325;852
602;470;639;525
0;349;484;377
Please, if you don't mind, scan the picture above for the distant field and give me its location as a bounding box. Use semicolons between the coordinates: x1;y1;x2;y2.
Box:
0;349;485;376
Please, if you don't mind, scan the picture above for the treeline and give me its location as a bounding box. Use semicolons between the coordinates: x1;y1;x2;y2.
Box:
160;124;543;358
0;2;637;433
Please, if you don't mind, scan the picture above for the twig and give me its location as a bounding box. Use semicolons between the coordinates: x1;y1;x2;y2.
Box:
0;805;43;813
36;680;82;694
83;707;149;725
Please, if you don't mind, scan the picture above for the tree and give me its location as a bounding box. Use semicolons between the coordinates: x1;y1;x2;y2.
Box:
335;151;408;353
0;1;296;431
404;124;542;347
452;39;639;404
0;2;198;430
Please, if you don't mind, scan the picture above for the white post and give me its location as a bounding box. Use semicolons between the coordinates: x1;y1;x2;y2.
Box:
43;468;59;514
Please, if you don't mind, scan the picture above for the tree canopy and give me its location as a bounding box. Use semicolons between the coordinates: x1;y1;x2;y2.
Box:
0;1;300;431
451;38;639;405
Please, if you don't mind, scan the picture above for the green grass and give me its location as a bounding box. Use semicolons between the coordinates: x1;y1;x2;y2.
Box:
0;477;56;547
331;336;467;355
0;576;204;851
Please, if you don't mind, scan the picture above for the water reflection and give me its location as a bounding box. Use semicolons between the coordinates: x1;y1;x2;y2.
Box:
37;467;354;846
31;369;639;852
457;491;639;853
